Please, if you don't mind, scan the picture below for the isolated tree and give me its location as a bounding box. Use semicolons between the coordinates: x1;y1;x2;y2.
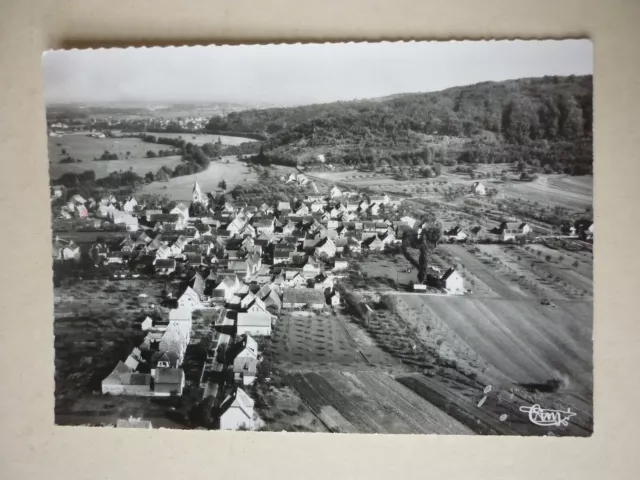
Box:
146;150;157;158
218;179;227;190
423;223;442;248
417;241;429;284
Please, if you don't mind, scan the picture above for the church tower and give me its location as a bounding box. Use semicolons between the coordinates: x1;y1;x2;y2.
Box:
192;181;208;205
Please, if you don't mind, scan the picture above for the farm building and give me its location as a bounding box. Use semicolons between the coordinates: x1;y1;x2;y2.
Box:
470;182;487;195
575;219;594;241
441;268;464;295
499;221;532;241
439;222;468;242
101;361;133;395
282;288;326;310
153;367;185;396
236;312;273;337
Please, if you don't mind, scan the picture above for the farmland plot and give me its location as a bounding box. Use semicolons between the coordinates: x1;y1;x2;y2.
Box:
289;370;473;434
397;373;593;436
48;134;183;179
438;244;532;299
271;311;367;369
475;244;593;300
396;295;593;392
500;175;593;211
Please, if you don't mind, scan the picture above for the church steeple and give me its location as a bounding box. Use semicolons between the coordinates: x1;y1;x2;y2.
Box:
192;181;207;205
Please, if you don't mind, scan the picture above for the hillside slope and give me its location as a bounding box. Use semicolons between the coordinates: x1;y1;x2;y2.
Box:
209;75;593;174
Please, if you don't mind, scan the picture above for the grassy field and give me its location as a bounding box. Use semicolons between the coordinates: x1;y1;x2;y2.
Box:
137;155;258;200
48;132;257;180
122;131;256;146
395;295;592;390
500;175;593;211
48;133;183;179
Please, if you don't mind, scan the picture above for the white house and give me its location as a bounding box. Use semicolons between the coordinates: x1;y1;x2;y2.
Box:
400;216;419;229
330;186;342;198
441;268;464;295
470;182;487;195
500;221;532;241
231;334;259;386
314;237;337;259
219;388;257;430
177;286;202;311
123;197;138;213
170;203;190;222
236;312;273;337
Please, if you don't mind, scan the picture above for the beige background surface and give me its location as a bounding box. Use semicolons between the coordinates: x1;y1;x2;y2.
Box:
0;0;638;478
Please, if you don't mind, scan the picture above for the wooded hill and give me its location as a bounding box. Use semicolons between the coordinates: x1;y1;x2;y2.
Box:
208;75;593;174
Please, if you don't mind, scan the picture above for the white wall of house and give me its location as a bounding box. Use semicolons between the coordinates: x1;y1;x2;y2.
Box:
445;272;465;295
220;407;253;430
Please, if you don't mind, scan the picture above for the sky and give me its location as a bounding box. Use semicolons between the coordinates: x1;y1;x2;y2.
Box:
42;40;593;106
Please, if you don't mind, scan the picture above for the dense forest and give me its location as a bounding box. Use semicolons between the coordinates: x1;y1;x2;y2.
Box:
206;75;593;174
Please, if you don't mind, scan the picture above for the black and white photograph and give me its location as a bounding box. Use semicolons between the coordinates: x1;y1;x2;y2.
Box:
45;40;593;435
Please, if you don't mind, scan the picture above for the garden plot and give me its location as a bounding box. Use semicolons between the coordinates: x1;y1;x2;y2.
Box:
288;370;473;434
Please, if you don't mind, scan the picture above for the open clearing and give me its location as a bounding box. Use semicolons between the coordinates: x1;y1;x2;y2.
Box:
137;155;258;200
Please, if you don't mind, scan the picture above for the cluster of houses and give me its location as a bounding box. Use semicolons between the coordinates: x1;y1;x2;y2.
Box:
101;306;192;397
60;176;593;427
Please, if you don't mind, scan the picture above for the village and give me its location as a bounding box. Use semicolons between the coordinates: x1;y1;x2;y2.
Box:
50;169;594;431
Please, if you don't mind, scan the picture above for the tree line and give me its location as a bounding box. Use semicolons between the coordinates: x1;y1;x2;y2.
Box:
205;75;593;175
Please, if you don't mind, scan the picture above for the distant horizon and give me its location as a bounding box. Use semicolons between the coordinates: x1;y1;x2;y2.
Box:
43;40;593;106
45;73;593;110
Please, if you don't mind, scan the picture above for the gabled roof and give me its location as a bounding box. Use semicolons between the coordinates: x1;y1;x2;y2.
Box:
282;288;325;305
154;367;184;384
191;272;206;296
441;267;459;281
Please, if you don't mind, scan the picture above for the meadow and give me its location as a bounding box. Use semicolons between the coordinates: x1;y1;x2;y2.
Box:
48;132;257;180
48;133;182;179
137;155;258;201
